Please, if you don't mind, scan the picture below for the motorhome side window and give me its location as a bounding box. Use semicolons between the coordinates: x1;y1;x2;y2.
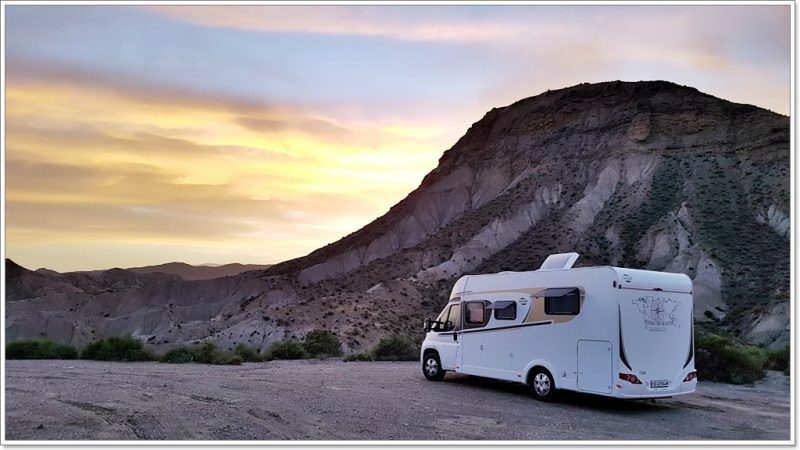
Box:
543;287;580;315
493;301;517;320
464;301;490;328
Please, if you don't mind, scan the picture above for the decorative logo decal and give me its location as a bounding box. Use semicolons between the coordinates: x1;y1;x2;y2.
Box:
632;296;680;331
622;274;632;283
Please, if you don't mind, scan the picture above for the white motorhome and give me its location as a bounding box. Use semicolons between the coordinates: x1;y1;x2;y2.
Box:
420;253;697;401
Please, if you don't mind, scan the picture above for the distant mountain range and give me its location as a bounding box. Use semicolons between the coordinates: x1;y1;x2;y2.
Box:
6;80;789;352
70;262;272;281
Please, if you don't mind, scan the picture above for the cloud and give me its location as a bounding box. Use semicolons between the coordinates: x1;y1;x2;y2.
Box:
6;56;280;115
136;4;790;117
6;153;397;249
139;4;790;69
6;57;458;154
139;5;519;44
236;116;355;140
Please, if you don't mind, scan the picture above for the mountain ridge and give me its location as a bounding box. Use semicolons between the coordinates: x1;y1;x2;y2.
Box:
85;262;271;281
16;261;272;281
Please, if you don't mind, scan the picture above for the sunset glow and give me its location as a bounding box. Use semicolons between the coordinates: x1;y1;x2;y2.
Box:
3;4;790;271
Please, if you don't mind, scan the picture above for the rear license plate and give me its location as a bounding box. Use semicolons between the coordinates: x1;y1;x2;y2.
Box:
651;380;669;388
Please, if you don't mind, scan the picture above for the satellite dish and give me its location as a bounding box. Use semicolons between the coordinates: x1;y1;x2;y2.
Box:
539;252;580;271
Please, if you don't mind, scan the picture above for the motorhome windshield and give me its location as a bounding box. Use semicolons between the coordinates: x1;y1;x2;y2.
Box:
435;307;447;322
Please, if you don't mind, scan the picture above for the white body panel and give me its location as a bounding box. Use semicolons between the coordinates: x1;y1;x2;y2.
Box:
420;265;697;399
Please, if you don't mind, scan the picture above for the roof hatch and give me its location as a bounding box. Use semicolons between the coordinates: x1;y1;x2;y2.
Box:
539;252;580;271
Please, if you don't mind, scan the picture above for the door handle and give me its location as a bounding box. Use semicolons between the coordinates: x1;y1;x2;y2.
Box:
453;332;458;342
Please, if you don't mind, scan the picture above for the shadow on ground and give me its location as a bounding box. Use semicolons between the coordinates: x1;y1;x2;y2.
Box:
446;373;670;413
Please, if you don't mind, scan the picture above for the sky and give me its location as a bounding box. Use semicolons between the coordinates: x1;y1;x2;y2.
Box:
3;3;792;272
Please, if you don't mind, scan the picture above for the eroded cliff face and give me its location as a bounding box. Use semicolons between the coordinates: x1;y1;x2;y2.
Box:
6;81;790;351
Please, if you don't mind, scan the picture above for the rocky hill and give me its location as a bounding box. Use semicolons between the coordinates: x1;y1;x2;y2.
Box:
5;81;790;352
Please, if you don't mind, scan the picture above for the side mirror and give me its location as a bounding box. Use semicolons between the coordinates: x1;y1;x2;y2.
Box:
445;320;454;332
423;318;432;332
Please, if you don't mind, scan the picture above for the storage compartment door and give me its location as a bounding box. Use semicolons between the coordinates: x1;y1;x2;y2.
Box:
577;339;612;394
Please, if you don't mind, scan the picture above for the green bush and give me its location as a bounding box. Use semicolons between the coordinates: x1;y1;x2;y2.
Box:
343;352;373;362
303;330;342;358
192;342;218;363
194;342;241;365
160;346;196;363
234;344;263;362
371;335;418;361
766;345;790;375
267;340;306;360
695;329;768;384
81;336;154;362
161;342;242;365
6;339;78;360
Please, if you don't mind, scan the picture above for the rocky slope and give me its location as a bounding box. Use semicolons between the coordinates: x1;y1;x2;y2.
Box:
5;81;790;351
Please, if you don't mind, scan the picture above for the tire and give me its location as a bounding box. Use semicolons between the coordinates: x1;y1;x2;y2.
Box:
529;368;558;402
422;352;446;381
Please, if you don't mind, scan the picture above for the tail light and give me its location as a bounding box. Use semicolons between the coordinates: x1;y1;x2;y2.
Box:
619;373;642;384
683;371;697;382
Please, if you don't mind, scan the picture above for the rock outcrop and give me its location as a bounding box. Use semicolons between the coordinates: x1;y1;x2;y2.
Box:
5;81;790;351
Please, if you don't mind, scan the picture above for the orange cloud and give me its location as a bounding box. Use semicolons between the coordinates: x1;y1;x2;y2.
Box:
5;67;450;271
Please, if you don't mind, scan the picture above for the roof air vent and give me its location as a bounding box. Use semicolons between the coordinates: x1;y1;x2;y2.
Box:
539;252;580;271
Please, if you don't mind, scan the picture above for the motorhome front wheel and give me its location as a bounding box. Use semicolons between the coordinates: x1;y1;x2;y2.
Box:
422;352;445;381
530;368;558;402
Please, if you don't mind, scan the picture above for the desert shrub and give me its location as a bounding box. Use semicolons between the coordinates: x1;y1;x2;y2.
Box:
191;342;242;365
160;346;196;363
6;339;78;360
81;336;154;362
209;351;242;365
192;342;218;362
267;340;306;360
161;343;242;365
343;351;373;362
303;330;343;358
766;345;790;375
234;344;263;362
695;329;768;384
371;335;418;361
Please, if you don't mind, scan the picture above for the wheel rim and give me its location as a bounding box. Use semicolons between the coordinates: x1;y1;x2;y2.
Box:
425;358;439;377
533;373;551;396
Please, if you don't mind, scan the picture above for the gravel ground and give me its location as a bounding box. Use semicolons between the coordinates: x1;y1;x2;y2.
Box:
4;359;791;441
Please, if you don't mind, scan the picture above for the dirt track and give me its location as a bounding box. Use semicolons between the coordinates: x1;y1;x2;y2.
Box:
4;359;791;441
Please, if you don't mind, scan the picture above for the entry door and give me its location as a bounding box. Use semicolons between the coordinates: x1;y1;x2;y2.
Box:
577;340;612;394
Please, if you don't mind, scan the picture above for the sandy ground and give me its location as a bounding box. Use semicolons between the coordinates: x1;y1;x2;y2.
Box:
4;359;791;441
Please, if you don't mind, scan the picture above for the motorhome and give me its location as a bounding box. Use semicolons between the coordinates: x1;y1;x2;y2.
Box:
420;253;697;401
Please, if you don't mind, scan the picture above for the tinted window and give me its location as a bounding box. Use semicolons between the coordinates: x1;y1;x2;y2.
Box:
494;301;517;320
464;301;490;328
544;288;580;315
